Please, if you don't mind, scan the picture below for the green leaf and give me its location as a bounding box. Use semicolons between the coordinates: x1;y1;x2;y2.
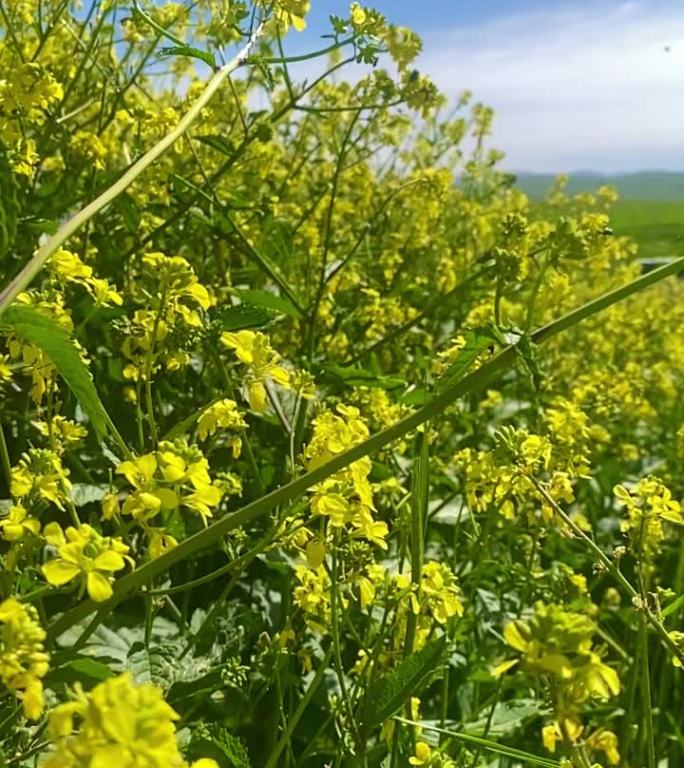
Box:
232;288;300;318
46;657;115;686
3;305;111;440
159;45;217;70
662;592;684;618
71;483;109;507
461;698;549;737
210;302;276;332
194;134;236;157
189;724;252;768
362;635;446;729
319;362;405;390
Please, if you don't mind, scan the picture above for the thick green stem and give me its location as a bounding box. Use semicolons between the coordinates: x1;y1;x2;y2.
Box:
46;257;684;640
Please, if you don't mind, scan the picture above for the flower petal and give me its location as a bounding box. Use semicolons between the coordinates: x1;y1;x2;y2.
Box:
87;571;113;602
42;559;80;586
93;551;126;572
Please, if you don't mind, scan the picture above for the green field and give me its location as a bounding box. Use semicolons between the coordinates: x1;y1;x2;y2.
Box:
610;199;684;259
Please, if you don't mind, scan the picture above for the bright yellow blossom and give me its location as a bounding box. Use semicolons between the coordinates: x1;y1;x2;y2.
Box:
42;522;132;602
0;598;49;719
197;398;246;449
0;504;40;542
42;672;218;767
220;330;290;411
10;448;71;510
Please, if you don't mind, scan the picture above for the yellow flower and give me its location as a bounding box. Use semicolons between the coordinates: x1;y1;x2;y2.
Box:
615;476;683;557
34;415;88;448
264;0;310;31
350;2;367;26
541;722;562;753
0;504;40;542
409;741;432;766
421;562;464;624
101;492;121;521
42;522;131;602
49;249;122;307
220;330;290;412
116;441;223;525
42;672;217;767
10;448;71;510
197;398;247;446
0;598;49;719
117;452;173;521
587;728;620;765
0;354;13;382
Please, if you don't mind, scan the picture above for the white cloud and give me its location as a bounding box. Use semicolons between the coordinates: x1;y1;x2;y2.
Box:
417;1;684;172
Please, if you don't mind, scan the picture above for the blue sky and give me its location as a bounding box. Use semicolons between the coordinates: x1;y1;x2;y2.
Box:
291;1;684;173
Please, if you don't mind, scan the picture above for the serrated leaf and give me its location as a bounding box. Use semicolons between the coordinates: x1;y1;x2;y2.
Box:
159;45;217;70
4;305;111;440
232;288;300;318
189;724;252;768
362;635;446;729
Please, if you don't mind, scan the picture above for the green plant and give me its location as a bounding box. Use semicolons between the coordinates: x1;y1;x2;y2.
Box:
0;2;683;767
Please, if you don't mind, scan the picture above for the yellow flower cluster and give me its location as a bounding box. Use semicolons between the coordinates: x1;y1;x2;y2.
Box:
42;672;218;768
122;253;212;383
10;448;71;510
292;564;334;633
42;522;131;603
5;291;75;403
115;440;223;525
500;602;620;762
0;598;49;719
394;562;464;649
50;248;122;307
197;398;246;451
305;404;388;547
221;330;290;412
33;415;88;450
0;62;63;173
614;476;683;558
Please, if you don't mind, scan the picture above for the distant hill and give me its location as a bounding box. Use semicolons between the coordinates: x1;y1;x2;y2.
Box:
515;171;684;201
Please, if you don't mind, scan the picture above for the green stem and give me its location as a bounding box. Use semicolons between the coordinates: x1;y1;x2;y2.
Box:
639;618;656;768
404;431;429;658
0;422;12;494
264;646;334;768
257;36;356;65
531;479;684;665
0;24;264;315
328;545;363;754
394;717;560;768
45;257;684;640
